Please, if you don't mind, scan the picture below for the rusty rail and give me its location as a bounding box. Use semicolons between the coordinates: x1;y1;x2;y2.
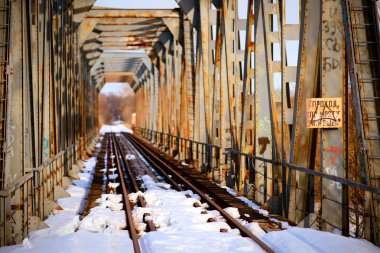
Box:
113;134;156;232
125;133;275;253
110;134;141;253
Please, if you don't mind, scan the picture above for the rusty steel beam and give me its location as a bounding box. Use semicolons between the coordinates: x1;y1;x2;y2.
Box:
73;0;96;23
100;46;152;51
79;0;380;246
104;72;135;83
0;0;370;247
78;18;98;46
288;0;320;225
101;42;155;47
0;0;100;246
96;17;164;26
98;30;166;37
175;0;198;29
98;37;160;43
86;8;181;18
320;0;346;234
98;33;161;39
95;24;166;31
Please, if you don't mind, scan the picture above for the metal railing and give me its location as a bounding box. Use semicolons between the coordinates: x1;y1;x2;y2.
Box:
0;137;94;246
134;127;379;244
225;149;380;243
135;127;220;176
33;143;79;220
0;173;33;245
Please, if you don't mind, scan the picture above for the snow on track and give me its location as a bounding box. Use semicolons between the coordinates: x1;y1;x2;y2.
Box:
133;175;267;253
99;124;133;135
1;140;379;253
133;174;380;253
0;157;134;253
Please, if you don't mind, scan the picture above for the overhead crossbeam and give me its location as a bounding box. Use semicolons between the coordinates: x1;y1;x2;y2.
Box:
79;8;183;89
85;8;181;18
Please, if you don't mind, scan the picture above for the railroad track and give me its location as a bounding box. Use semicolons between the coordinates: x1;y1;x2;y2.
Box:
125;134;289;228
110;133;142;253
83;134;113;216
83;133;144;253
91;132;277;253
117;133;276;253
82;133;150;253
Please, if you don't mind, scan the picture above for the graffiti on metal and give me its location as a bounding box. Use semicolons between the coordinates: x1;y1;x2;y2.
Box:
306;98;342;128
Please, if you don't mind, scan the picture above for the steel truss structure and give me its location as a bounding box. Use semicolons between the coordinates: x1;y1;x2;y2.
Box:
133;0;380;244
0;0;379;247
0;0;98;245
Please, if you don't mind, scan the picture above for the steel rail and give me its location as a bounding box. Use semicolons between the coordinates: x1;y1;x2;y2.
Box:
110;134;141;253
126;133;275;253
113;134;156;232
121;135;185;191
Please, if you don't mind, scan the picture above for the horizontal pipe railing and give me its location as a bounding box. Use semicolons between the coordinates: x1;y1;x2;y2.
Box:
134;127;220;176
0;134;97;246
0;173;33;197
227;149;380;194
226;148;380;243
135;127;379;193
135;126;379;243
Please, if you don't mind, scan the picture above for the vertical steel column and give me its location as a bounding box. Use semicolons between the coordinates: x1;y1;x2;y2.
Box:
254;0;273;203
183;18;195;140
320;0;346;234
240;0;255;195
288;0;321;224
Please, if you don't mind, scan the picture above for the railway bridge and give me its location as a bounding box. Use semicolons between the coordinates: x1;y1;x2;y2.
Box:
0;0;379;249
